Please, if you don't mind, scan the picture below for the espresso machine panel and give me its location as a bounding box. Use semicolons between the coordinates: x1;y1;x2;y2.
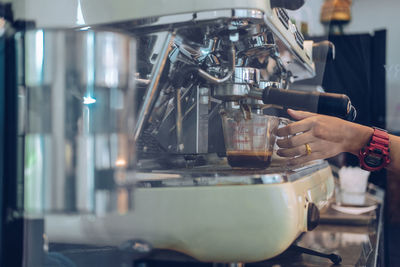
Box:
6;0;346;265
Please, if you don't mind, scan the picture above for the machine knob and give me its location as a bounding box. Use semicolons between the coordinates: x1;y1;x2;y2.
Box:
307;202;320;231
119;239;152;260
270;0;305;10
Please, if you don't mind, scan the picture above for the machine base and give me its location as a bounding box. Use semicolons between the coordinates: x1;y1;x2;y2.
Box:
46;161;334;263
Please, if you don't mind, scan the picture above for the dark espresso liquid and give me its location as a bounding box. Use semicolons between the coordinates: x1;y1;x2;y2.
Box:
227;151;272;169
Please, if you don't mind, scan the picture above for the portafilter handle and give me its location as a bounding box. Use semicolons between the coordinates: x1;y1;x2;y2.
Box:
249;86;357;121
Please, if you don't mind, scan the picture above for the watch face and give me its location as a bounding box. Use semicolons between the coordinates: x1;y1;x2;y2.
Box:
365;154;383;167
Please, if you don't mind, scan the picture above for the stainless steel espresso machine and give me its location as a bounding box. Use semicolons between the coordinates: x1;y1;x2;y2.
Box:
3;0;356;266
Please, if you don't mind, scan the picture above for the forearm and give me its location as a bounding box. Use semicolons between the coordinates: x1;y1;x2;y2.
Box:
344;123;374;155
387;134;400;173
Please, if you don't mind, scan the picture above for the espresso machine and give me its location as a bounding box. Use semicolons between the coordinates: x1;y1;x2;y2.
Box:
3;0;356;266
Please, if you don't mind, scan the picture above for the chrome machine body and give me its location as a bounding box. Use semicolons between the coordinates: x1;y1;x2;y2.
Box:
10;0;336;265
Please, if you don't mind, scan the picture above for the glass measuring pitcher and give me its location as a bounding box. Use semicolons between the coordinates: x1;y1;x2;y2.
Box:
221;108;279;168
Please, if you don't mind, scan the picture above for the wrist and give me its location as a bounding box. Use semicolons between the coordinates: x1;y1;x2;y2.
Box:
345;123;374;155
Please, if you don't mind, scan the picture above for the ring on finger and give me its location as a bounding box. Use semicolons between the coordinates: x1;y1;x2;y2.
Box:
305;143;312;155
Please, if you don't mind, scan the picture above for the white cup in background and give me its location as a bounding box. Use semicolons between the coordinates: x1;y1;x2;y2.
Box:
338;166;370;206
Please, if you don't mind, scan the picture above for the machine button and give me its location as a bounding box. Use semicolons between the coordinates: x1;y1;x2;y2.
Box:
307;202;320;231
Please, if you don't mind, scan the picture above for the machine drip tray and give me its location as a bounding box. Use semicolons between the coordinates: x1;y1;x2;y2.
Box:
133;160;330;187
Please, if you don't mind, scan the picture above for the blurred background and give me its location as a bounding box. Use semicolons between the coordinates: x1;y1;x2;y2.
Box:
289;1;400;266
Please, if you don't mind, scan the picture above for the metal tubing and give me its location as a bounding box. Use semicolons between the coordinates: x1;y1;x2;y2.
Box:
198;44;236;84
175;87;183;152
134;32;175;141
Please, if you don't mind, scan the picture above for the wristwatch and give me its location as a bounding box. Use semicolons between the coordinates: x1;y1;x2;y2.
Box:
358;127;391;171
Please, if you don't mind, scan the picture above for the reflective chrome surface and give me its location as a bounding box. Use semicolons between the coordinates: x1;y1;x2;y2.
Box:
232;67;261;85
11;3;335;266
213;84;251;101
101;9;265;34
17;29;136;214
123;8;315;157
133;161;330;188
134;32;174;142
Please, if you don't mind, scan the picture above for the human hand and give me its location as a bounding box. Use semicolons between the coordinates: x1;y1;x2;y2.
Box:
276;109;373;166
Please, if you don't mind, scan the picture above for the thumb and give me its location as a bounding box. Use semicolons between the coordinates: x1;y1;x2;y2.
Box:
287;109;317;120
